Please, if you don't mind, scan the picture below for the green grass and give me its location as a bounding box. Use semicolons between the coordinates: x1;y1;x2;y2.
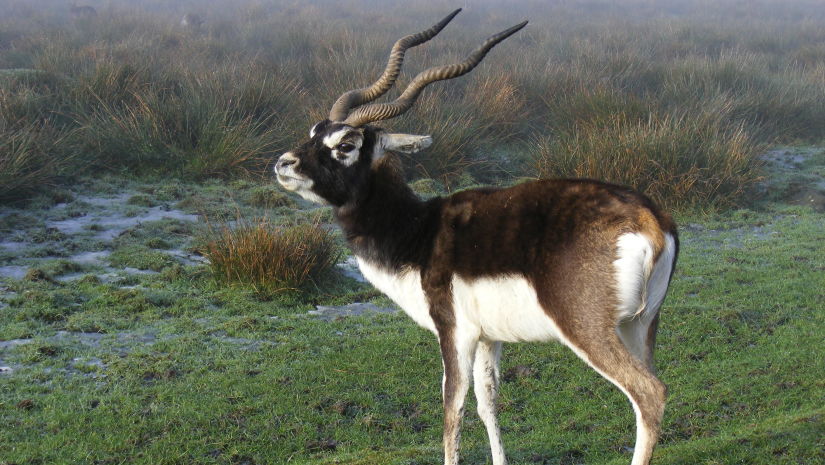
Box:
1;1;825;463
1;149;824;464
2;0;825;205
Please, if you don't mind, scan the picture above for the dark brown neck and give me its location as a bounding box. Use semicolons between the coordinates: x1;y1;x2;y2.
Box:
333;161;441;271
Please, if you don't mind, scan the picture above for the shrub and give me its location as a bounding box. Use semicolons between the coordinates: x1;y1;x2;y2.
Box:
533;102;764;210
246;185;296;208
204;218;340;293
0;118;70;202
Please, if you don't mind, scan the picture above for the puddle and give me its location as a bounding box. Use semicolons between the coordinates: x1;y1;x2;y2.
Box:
72;356;107;375
762;148;810;169
209;332;276;350
0;241;28;252
0;338;34;350
68;251;111;266
308;302;398;321
0;187;205;281
72;193;133;207
166;249;209;266
0;330;159;352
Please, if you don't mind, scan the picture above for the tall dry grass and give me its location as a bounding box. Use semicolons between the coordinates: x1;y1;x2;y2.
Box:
533;102;764;210
204;218;340;294
0;118;69;201
1;0;823;207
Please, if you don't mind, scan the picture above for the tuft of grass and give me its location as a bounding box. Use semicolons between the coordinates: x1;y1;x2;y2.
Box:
0;119;70;202
388;73;528;188
533;103;764;210
204;217;340;294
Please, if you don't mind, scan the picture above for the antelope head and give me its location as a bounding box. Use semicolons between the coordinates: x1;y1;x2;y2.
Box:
275;9;527;206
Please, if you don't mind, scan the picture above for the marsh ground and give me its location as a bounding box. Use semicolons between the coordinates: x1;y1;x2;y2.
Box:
1;147;823;464
2;0;825;463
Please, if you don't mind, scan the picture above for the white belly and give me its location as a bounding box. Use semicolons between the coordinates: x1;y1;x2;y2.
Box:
356;257;562;343
452;275;563;343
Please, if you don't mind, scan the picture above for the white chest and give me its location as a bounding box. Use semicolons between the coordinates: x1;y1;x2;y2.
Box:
356;258;437;333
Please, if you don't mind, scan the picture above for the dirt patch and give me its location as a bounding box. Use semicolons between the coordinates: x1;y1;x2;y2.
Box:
760;147;825;211
335;256;366;283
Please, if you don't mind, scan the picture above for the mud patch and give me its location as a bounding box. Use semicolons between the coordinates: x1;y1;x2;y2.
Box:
784;184;825;212
46;205;199;241
760;147;825;212
0;265;28;280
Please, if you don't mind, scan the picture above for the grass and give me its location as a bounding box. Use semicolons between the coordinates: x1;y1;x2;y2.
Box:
0;146;823;465
0;118;69;202
0;202;823;464
203;217;341;295
2;0;825;206
532;102;764;210
1;1;824;464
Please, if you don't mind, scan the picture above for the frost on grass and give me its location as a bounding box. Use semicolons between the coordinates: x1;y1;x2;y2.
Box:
0;188;203;282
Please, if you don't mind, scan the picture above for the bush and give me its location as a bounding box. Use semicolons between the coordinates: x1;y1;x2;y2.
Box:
204;218;340;293
0;118;70;202
533;102;764;210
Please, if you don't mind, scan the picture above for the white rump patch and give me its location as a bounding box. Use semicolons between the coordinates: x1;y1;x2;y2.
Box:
613;232;676;322
613;233;653;320
646;233;676;316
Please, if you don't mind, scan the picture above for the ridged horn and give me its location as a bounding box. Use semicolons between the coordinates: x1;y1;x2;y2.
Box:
327;9;462;122
342;20;528;128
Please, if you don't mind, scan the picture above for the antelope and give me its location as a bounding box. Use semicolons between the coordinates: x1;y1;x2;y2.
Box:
275;9;678;465
180;13;204;31
69;3;97;18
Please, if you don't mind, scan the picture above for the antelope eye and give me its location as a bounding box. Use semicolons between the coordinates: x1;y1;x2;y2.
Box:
336;143;356;153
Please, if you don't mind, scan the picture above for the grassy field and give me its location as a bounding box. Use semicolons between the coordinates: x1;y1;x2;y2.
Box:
2;0;825;464
0;149;823;464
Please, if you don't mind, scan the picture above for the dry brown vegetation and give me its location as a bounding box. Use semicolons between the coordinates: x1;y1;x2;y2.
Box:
1;0;824;207
203;217;340;294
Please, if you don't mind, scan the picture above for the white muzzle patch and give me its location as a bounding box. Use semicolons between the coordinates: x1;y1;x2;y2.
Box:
274;152;327;204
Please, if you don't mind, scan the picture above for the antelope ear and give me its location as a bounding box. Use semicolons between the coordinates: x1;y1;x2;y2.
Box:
380;133;433;154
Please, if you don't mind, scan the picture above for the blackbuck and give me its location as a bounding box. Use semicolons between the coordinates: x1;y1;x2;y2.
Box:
275;9;678;465
69;3;97;18
180;13;204;31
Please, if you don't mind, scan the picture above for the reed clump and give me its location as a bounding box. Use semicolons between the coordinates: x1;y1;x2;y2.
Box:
533;103;763;210
1;0;824;208
204;218;340;294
